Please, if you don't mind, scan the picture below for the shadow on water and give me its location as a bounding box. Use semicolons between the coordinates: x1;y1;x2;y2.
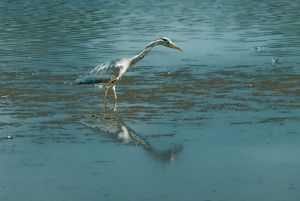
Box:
76;102;183;163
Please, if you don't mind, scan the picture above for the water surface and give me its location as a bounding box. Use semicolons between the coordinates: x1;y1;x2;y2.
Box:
1;1;300;201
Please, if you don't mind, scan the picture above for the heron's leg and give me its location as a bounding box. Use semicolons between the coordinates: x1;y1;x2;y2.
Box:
104;85;109;98
112;85;117;100
103;99;108;110
113;101;117;112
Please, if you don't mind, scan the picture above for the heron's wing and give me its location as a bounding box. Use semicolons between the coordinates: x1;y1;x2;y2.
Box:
73;59;123;85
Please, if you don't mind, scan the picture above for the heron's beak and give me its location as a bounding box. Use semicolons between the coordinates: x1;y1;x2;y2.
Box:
170;44;183;51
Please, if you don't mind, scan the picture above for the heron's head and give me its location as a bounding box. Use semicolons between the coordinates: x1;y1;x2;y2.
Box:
158;37;183;51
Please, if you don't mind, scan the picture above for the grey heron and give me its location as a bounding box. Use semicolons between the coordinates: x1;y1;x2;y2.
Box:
73;37;182;100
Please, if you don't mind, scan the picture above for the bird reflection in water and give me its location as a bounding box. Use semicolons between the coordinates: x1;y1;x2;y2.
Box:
79;103;182;162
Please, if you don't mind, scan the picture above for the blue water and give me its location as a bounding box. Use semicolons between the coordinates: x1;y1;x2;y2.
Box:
1;1;300;201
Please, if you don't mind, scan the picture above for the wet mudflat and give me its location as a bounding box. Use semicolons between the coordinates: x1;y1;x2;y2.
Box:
1;1;300;201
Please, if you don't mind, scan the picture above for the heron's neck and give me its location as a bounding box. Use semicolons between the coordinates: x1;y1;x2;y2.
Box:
130;40;159;66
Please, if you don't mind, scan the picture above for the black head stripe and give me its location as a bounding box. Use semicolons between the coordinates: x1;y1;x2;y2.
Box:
160;37;168;41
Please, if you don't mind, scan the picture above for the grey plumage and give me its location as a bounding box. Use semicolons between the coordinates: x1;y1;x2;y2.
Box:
72;59;123;85
72;37;182;100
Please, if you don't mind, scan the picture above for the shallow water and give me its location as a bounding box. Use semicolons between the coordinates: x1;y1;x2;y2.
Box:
1;1;300;201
